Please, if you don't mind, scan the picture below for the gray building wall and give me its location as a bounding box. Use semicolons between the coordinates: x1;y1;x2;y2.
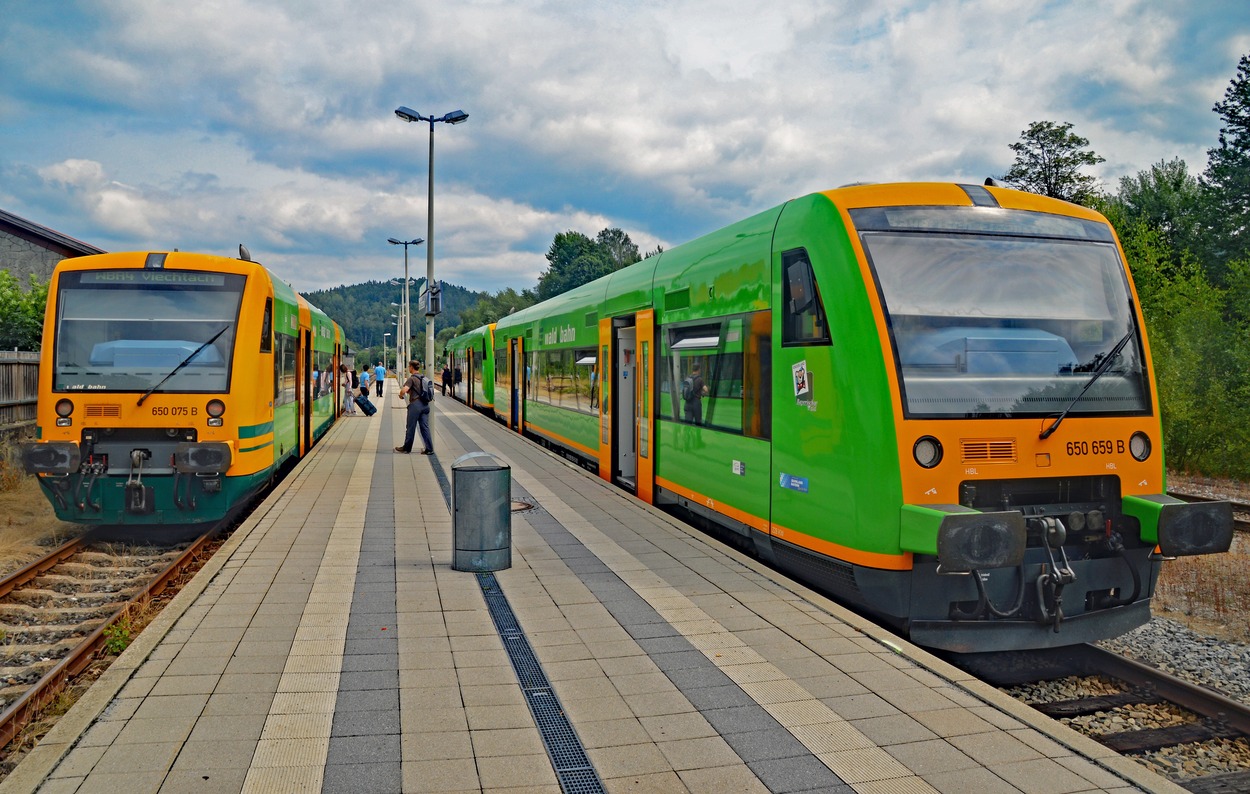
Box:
0;208;105;288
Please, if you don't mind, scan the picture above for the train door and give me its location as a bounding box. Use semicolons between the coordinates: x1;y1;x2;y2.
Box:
636;310;655;504
509;336;523;432
598;319;613;482
615;325;637;489
300;330;312;455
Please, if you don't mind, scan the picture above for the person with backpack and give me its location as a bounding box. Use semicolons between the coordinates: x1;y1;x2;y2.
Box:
395;360;434;455
682;361;707;425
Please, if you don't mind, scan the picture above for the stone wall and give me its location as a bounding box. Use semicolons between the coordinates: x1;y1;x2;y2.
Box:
0;230;65;288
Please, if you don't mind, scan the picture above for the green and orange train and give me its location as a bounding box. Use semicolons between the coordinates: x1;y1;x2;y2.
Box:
21;250;344;531
450;182;1233;652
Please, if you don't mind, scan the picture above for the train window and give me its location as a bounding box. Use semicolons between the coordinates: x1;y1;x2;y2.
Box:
781;250;831;346
260;298;273;353
660;311;771;439
861;227;1150;419
532;348;597;414
52;269;244;393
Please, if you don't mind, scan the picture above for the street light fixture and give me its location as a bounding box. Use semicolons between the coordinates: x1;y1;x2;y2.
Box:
382;332;391;372
386;237;423;368
394;105;469;373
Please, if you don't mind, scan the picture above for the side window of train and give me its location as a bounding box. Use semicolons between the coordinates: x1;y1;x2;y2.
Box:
261;298;273;353
659;311;770;440
781;249;831;346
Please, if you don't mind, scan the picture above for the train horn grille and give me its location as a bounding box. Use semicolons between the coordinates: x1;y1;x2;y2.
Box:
85;404;122;418
961;438;1016;463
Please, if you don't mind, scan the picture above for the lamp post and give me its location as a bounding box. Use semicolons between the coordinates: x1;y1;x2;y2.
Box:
394;106;468;372
383;332;391;372
387;237;423;369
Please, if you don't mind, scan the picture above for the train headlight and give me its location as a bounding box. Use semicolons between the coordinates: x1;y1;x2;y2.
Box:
1129;432;1151;462
913;436;943;469
206;399;225;427
55;399;74;427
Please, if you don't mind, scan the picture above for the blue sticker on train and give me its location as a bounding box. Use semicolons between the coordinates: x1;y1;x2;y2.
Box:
779;473;808;492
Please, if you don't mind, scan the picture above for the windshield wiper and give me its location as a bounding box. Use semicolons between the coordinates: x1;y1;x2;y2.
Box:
136;326;229;406
1039;325;1137;440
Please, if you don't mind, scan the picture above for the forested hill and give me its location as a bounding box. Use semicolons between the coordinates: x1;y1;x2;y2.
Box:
304;278;480;356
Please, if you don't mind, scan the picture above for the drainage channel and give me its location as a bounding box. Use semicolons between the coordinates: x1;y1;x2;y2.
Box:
429;443;604;793
477;571;605;794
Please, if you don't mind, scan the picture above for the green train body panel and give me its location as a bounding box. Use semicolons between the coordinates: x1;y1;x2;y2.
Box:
768;193;903;556
523;401;598;453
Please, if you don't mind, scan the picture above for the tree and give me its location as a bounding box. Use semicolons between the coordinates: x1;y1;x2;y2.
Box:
595;227;641;270
1001;121;1105;205
0;271;49;351
1202;52;1250;270
536;228;641;300
1102;158;1203;268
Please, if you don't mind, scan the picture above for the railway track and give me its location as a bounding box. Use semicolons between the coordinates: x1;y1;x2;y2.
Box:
0;529;218;751
993;644;1250;793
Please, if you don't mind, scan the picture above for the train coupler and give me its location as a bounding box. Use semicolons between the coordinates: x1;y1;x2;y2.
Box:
1032;516;1076;632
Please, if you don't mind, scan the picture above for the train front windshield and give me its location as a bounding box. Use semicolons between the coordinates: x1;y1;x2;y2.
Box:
852;206;1150;419
53;270;246;393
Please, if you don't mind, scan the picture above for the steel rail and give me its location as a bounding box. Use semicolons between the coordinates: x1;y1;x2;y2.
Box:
0;529;217;747
0;536;89;599
1067;643;1250;736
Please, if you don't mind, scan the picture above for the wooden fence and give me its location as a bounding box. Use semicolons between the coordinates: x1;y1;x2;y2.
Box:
0;351;39;435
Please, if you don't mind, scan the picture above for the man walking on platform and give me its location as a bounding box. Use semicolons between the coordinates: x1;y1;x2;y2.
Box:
375;361;386;398
395;360;434;455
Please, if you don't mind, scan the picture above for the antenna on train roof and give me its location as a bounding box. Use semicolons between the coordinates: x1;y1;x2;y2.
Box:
238;244;252;262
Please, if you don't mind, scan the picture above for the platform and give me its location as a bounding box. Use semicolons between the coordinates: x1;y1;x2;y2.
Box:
3;384;1186;793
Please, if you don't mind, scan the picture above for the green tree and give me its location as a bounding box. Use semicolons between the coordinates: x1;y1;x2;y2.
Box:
1201;52;1250;272
595;227;641;270
1104;158;1203;265
0;271;49;351
536;227;641;300
1001;121;1105;205
455;287;537;332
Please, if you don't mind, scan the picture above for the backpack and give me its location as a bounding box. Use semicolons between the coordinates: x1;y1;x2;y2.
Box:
417;376;435;404
681;377;694;401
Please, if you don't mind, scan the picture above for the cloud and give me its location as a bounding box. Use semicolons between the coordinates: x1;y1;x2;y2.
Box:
2;0;1248;298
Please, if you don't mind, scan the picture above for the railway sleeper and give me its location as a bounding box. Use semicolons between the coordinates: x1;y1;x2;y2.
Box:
1179;769;1250;794
1097;719;1242;754
1033;691;1163;718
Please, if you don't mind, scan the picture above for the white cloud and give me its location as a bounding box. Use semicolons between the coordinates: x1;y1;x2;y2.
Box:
3;0;1247;297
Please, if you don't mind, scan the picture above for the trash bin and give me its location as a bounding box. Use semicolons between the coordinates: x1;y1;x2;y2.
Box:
451;451;512;572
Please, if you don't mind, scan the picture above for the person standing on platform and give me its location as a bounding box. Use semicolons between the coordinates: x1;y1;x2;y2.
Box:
340;364;357;415
375;361;386;397
395;360;434;455
441;364;452;396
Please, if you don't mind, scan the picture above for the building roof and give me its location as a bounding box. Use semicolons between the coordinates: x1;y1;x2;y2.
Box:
0;208;105;257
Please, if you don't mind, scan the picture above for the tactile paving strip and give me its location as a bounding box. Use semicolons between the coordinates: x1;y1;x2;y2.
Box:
478;571;605;794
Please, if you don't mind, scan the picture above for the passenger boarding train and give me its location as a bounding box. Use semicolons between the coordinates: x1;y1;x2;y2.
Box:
21;250;344;531
448;182;1233;653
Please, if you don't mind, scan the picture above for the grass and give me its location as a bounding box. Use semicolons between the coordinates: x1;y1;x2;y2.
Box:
1153;531;1250;643
0;442;83;578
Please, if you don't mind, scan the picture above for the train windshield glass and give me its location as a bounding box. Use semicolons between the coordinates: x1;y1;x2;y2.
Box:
53;270;246;393
853;209;1149;419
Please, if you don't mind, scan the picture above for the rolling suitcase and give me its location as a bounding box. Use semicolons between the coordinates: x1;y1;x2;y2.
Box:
354;393;377;416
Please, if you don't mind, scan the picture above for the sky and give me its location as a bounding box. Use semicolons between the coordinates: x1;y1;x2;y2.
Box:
2;1;1248;296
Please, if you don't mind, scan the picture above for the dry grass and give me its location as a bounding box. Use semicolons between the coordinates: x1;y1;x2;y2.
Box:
1153;532;1250;644
0;444;84;578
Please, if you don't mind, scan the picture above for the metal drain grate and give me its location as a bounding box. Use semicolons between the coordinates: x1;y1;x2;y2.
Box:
478;572;604;794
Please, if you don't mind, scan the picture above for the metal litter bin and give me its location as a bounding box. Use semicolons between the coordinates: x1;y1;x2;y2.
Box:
452;451;512;572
